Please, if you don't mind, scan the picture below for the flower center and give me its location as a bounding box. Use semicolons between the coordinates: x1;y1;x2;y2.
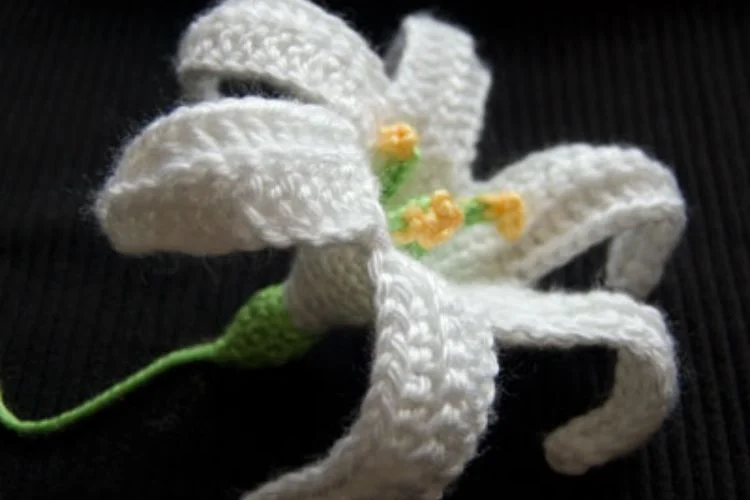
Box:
375;122;528;257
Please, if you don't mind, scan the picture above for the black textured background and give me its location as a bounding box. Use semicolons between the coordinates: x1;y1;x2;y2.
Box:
1;1;749;498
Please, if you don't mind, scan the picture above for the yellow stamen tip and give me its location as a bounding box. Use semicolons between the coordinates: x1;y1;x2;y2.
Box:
378;122;419;161
392;190;464;251
478;191;527;241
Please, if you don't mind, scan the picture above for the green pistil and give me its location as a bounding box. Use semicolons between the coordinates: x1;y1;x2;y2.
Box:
377;148;421;208
401;242;428;259
386;194;432;233
462;198;490;226
0;284;315;436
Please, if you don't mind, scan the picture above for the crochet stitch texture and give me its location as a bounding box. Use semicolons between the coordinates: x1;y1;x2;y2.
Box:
31;0;689;498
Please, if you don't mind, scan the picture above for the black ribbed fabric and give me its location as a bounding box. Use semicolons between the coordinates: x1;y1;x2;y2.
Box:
0;1;748;498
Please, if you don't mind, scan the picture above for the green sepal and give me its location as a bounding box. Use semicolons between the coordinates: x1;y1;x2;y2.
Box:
212;284;319;369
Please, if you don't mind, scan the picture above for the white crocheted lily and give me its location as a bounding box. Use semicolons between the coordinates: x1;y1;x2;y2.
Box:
91;1;686;499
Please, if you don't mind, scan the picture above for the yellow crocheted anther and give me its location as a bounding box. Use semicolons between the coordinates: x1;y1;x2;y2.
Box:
378;122;419;161
478;191;526;241
430;189;464;231
393;190;464;250
392;205;432;247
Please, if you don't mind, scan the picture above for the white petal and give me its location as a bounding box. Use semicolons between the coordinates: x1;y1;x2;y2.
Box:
94;97;382;256
176;0;389;140
285;242;375;331
462;282;678;475
247;246;498;500
423;144;687;298
383;15;491;204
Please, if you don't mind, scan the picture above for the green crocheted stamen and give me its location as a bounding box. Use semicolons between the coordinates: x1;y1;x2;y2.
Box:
462;198;489;226
0;283;314;436
377;148;421;208
386;193;432;233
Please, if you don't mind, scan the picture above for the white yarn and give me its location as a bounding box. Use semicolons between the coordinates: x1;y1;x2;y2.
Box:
463;283;678;475
423;144;687;298
95;98;382;255
285;242;374;331
176;0;389;143
245;243;498;500
93;0;687;498
382;15;491;205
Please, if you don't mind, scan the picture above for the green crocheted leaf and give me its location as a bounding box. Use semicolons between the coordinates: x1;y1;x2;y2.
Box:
213;284;319;368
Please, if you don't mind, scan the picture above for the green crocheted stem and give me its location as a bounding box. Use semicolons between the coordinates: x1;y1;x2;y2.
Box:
0;283;315;436
401;242;428;259
0;342;217;436
386;194;432;233
462;198;490;226
212;283;319;368
378;148;421;207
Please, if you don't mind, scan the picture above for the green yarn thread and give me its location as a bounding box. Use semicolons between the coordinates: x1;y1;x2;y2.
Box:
461;198;490;226
0;283;315;436
401;242;428;259
386;194;432;233
378;148;421;208
213;284;318;368
0;343;217;436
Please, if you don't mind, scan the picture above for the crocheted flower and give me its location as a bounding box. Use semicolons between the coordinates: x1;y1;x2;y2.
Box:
85;1;687;499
